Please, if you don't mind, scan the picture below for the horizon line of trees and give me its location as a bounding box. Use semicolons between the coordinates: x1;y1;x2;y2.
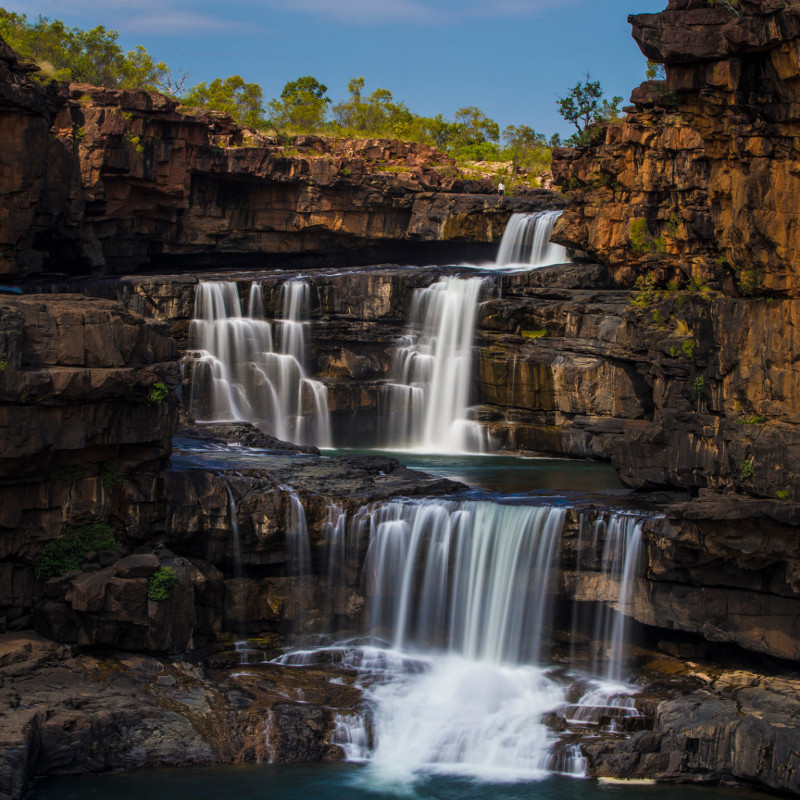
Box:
0;7;625;169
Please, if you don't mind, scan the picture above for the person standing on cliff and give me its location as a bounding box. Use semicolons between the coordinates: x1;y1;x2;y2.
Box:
498;182;505;203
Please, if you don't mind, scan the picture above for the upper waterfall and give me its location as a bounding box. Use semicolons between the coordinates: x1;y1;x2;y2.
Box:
496;210;570;267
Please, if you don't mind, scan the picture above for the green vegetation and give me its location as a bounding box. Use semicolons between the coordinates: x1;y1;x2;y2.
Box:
34;522;119;581
148;566;178;601
183;76;265;129
99;461;126;488
738;457;755;481
521;329;547;339
737;413;766;425
0;9;175;90
629;273;658;309
629;217;665;255
0;9;567;175
0;352;7;371
693;376;705;400
681;339;695;359
776;489;790;501
148;381;170;405
556;73;623;146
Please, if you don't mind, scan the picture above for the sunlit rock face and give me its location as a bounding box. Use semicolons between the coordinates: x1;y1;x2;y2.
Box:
552;0;800;297
0;35;561;281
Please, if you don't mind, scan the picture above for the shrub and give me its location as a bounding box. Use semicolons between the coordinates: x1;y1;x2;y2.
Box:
521;329;547;339
100;461;126;488
35;523;119;581
0;352;7;371
739;458;755;481
693;376;704;399
148;381;169;405
148;566;178;601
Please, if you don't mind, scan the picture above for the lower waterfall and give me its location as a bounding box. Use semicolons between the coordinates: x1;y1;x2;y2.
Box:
275;498;648;783
496;210;570;268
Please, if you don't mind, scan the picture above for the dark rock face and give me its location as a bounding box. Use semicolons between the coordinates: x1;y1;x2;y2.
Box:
552;0;800;296
0;295;179;632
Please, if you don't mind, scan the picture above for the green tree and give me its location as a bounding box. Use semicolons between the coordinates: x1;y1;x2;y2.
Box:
557;73;623;145
501;125;551;172
267;74;330;134
183;75;265;128
0;10;170;90
331;77;416;138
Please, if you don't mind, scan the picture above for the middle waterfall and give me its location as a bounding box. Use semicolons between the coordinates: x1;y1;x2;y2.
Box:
383;276;489;453
186;280;331;447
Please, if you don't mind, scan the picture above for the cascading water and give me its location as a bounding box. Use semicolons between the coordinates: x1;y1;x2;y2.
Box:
565;512;648;727
186;280;331;447
271;497;652;783
383;277;491;453
496;210;570;267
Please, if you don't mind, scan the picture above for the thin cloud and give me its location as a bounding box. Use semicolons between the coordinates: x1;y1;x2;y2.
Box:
257;0;577;24
272;0;440;24
119;10;261;35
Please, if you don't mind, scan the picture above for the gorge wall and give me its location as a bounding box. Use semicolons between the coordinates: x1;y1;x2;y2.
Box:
3;2;800;796
552;0;800;297
0;36;558;281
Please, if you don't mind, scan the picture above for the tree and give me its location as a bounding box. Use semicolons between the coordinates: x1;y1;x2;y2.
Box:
183;76;265;128
332;77;415;138
502;125;550;172
267;75;330;133
0;10;170;90
556;73;623;145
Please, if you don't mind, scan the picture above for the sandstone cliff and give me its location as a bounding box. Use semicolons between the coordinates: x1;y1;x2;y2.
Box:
552;0;800;297
0;37;560;280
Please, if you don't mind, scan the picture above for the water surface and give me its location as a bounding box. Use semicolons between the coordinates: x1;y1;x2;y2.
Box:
29;762;769;800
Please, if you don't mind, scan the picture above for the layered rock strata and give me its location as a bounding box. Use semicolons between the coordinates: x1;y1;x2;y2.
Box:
551;0;800;297
0;36;560;281
0;294;179;633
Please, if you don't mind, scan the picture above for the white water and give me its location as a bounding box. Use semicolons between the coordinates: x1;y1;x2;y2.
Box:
383;278;491;453
186;280;331;447
496;210;570;267
272;499;651;782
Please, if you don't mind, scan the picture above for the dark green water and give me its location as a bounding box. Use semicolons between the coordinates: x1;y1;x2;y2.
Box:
28;762;767;800
322;449;624;495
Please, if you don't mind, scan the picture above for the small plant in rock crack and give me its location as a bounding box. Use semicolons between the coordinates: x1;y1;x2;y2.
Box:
148;381;170;405
148;566;178;601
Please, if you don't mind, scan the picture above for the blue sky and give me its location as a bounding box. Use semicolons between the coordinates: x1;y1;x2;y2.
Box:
5;0;666;137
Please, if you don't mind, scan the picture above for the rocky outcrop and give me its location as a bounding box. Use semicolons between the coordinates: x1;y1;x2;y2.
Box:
0;43;560;280
0;295;180;632
551;0;800;297
0;632;361;799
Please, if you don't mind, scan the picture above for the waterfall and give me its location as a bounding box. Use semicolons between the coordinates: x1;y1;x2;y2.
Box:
284;487;311;577
593;514;644;683
186;280;331;447
383;277;490;453
496;210;570;267
272;497;650;781
363;500;564;663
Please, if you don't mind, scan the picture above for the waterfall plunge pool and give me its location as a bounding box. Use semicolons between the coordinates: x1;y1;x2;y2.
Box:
28;762;770;800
